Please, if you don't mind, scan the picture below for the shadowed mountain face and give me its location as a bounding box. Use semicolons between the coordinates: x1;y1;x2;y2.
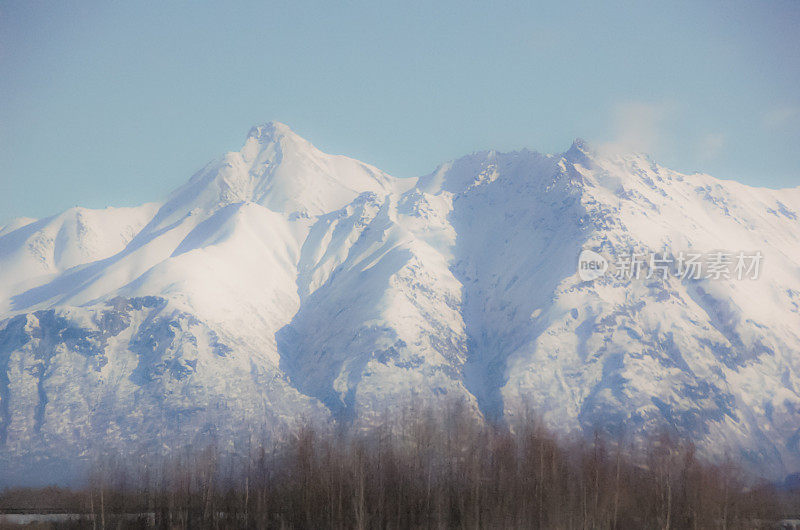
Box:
1;123;799;484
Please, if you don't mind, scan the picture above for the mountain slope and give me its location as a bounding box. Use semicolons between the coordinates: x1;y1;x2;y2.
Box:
1;124;799;484
0;204;160;314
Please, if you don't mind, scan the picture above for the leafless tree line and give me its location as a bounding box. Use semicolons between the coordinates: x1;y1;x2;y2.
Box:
1;403;798;528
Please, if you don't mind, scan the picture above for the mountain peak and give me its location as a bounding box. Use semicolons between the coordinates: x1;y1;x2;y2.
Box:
570;137;590;151
247;121;296;142
241;121;322;164
565;137;595;166
240;121;319;167
148;122;403;225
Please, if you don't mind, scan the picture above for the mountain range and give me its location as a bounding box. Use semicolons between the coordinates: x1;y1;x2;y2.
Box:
1;122;799;485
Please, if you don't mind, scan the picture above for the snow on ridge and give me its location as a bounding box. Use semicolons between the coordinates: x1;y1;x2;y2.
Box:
0;203;161;314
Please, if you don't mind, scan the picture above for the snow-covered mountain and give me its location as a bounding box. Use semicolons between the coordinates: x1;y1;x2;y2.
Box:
1;123;799;484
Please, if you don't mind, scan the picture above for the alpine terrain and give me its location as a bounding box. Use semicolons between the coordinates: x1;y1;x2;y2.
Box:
1;123;799;484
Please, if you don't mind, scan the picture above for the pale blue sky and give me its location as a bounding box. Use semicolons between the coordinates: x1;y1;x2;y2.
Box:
1;1;799;223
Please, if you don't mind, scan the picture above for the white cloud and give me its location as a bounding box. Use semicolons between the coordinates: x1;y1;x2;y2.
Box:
598;101;676;156
697;132;725;161
761;106;800;130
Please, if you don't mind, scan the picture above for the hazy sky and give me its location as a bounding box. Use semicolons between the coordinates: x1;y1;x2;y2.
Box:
1;1;799;223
